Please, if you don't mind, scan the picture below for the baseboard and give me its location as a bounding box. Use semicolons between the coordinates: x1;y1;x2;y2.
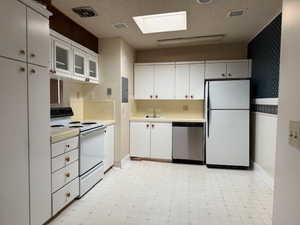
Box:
254;162;274;190
120;154;130;168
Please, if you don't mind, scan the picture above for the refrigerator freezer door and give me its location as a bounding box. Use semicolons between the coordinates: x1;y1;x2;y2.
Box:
206;110;249;167
209;80;250;109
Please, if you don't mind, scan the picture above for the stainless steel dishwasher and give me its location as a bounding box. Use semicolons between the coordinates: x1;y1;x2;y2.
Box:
172;122;205;164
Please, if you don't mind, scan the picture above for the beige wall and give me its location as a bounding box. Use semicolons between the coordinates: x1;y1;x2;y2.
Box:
135;43;247;63
273;1;300;224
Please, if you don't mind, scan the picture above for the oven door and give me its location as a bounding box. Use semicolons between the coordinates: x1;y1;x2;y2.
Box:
80;127;105;176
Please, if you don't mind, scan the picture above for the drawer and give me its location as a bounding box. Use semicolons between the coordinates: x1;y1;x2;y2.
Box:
52;178;79;216
52;149;79;173
52;160;79;193
51;136;79;158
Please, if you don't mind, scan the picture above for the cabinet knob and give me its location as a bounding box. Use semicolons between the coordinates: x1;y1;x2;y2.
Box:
104;130;107;134
146;124;149;128
85;78;90;82
150;95;153;99
228;73;232;77
19;50;26;55
30;69;36;74
20;67;26;72
66;144;70;148
30;53;36;58
65;156;70;162
66;192;71;198
185;95;188;99
65;172;70;178
222;73;226;77
151;124;154;128
191;95;194;99
155;95;158;99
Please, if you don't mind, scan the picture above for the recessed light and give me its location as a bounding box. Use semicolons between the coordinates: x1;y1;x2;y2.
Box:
133;11;187;34
196;0;213;5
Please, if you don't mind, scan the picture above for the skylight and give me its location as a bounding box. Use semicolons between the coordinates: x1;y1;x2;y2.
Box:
133;11;187;34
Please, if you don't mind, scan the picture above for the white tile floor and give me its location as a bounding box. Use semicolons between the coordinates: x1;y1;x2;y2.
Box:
48;160;273;225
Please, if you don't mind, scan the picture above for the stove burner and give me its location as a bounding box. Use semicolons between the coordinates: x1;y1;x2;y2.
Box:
69;125;83;128
69;121;81;124
82;122;97;125
51;125;65;128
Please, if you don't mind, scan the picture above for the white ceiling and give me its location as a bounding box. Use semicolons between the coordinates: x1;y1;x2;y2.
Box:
52;0;282;50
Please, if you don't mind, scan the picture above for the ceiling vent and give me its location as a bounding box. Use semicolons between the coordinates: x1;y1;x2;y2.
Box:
196;0;213;4
157;34;225;46
228;9;245;17
112;23;129;29
72;7;98;18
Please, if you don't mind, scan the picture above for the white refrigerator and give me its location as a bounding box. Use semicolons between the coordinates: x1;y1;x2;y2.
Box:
205;80;250;167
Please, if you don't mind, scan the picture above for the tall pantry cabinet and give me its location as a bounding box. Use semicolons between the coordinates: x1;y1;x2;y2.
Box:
0;1;52;225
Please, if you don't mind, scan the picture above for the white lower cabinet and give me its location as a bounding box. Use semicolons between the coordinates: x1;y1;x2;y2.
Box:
150;123;172;160
130;122;172;160
104;125;115;172
52;178;79;215
51;136;80;216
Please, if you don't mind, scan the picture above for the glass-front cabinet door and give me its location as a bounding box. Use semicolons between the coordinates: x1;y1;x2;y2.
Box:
88;55;99;82
73;48;87;77
53;39;73;77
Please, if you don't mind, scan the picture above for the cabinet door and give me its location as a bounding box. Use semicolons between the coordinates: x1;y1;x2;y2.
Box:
104;125;115;172
150;123;172;160
74;47;87;77
175;64;189;99
0;0;26;62
205;62;227;79
190;63;205;100
28;65;51;225
154;64;175;99
53;39;73;77
27;8;50;67
130;122;151;157
88;55;99;82
0;58;30;225
134;65;154;99
227;61;250;78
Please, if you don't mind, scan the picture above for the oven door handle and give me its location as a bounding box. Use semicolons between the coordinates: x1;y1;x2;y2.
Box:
80;127;106;137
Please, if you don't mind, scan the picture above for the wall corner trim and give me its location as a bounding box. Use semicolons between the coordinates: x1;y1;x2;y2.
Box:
254;162;274;190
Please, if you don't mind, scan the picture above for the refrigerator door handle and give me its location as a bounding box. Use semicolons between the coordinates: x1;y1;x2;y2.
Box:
206;82;210;137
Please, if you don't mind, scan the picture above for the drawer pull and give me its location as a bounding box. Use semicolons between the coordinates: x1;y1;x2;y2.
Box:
66;192;71;198
65;156;70;162
66;144;70;148
65;173;70;178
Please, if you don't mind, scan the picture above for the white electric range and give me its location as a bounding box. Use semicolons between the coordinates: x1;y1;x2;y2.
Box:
51;108;106;197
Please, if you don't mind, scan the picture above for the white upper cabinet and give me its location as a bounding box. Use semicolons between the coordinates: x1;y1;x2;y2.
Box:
226;61;250;78
205;60;251;79
205;62;227;79
73;47;87;77
154;64;175;99
0;0;27;62
27;8;49;67
53;39;73;77
175;62;205;100
175;64;189;99
134;64;155;100
50;30;100;84
88;54;99;82
190;63;205;99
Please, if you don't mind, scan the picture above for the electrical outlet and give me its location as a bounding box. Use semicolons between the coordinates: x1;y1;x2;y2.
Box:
289;121;300;150
183;105;189;111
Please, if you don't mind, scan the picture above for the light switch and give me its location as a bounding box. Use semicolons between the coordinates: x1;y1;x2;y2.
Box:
289;121;300;150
